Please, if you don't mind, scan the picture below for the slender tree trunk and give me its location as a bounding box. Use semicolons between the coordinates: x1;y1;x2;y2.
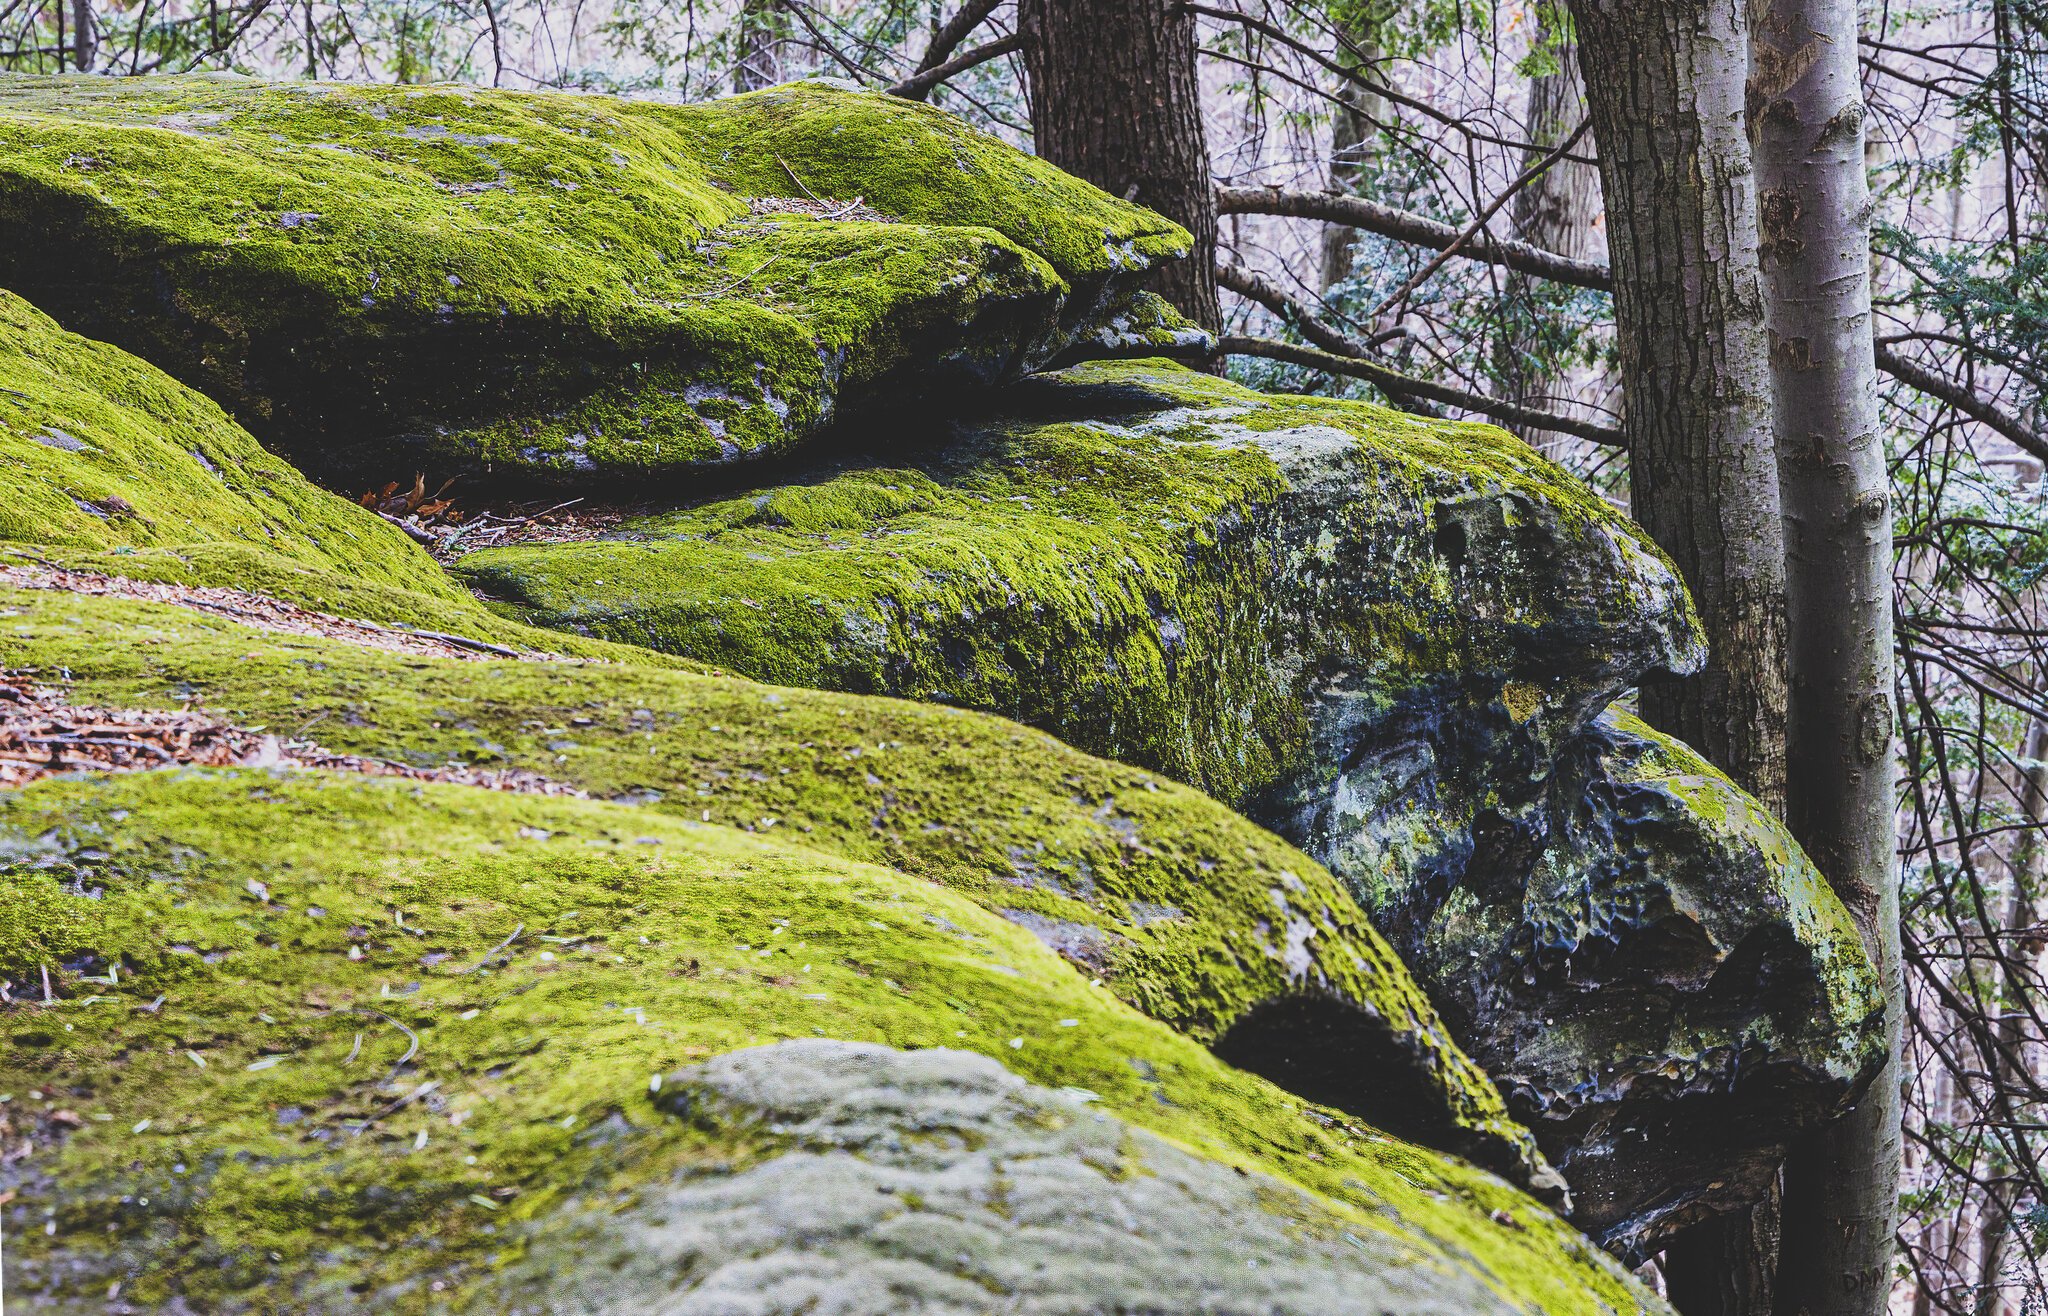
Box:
70;0;94;71
733;0;783;92
1971;718;2046;1316
1319;26;1386;292
1501;14;1604;450
1751;0;1902;1310
1565;0;1789;817
1018;0;1221;332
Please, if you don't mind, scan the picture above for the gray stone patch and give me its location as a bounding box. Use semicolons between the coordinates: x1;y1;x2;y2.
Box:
488;1040;1514;1315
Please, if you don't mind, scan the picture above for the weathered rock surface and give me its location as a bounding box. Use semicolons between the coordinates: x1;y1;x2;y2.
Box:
1403;709;1884;1255
456;358;1885;1249
0;769;1655;1314
0;299;1560;1198
0;76;1196;483
488;1039;1537;1315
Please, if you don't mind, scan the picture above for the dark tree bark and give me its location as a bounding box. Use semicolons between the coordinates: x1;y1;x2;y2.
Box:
1752;0;1902;1309
1018;0;1220;332
733;0;783;92
1566;0;1790;820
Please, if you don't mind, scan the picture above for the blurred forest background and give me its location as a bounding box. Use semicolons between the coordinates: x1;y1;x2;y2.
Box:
1;0;2043;1309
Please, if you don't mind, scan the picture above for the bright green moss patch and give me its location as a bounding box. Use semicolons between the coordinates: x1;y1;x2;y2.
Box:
0;769;1652;1314
646;81;1191;289
0;290;449;597
3;580;1538;1185
0;76;1186;482
457;358;1703;813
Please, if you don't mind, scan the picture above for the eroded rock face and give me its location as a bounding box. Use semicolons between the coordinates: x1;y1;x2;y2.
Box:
0;770;1656;1314
488;1039;1535;1315
0;76;1197;483
1401;710;1885;1256
455;359;1882;1250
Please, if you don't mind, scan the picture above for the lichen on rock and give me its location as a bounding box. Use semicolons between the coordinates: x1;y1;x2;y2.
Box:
1416;709;1886;1257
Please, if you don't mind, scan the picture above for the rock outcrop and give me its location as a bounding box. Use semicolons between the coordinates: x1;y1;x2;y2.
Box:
1407;709;1885;1254
0;76;1198;484
456;358;1886;1250
0;69;1875;1304
0;266;1689;1311
0;767;1648;1314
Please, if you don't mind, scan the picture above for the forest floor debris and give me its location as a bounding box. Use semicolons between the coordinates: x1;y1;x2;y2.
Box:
0;560;563;661
0;669;583;795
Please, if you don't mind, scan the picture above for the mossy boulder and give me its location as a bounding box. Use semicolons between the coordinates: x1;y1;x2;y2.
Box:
453;358;1881;1250
0;769;1658;1314
456;358;1704;827
0;286;675;657
1399;709;1885;1257
1;576;1549;1195
0;76;1196;484
0;289;443;596
490;1039;1544;1315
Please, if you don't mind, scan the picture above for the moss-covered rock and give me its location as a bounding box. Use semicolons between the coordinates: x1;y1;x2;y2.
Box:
0;769;1658;1314
1406;709;1885;1257
456;357;1702;878
0;287;683;659
0;289;445;595
452;359;1881;1251
0;577;1551;1193
0;76;1195;483
489;1039;1542;1315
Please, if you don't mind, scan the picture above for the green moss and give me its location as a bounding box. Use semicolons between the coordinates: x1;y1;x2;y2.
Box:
0;288;697;658
0;769;1651;1313
2;578;1538;1186
0;290;448;596
645;81;1190;288
0;77;1185;481
457;358;1703;812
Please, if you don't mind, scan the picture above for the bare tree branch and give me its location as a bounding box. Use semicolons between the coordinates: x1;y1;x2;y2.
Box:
904;0;1001;83
1220;334;1625;445
889;31;1022;99
1877;345;2048;464
1218;263;1396;357
1218;185;1615;292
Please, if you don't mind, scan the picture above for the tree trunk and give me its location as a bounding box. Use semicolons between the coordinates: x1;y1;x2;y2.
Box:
1501;15;1604;451
1752;0;1902;1309
1565;0;1789;818
1018;0;1220;332
1970;718;2046;1316
733;0;782;92
70;0;94;71
1319;31;1385;292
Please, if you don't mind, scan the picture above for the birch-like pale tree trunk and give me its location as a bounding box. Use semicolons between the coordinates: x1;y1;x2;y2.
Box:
1750;0;1902;1310
1565;0;1789;817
